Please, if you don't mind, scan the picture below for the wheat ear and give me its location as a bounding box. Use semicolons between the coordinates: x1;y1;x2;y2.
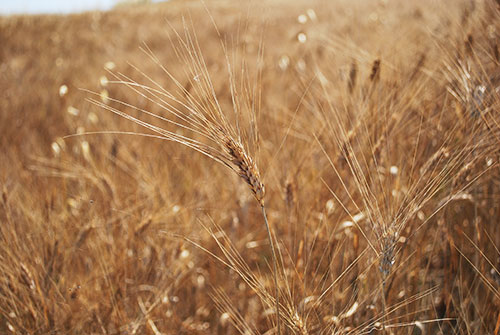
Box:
85;18;281;332
221;134;281;335
221;135;265;205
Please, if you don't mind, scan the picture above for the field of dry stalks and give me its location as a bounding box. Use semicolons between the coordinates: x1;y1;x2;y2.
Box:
1;0;499;334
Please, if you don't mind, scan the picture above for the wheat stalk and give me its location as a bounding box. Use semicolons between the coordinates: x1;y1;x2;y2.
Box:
219;131;281;335
84;19;282;334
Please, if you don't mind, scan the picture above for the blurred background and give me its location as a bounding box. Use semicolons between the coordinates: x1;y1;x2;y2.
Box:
0;0;161;15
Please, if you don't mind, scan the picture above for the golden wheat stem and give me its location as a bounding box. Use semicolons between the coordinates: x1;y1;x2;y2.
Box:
261;205;281;335
381;276;388;335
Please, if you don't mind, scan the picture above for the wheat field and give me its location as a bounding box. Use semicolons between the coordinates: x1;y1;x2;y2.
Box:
0;0;499;334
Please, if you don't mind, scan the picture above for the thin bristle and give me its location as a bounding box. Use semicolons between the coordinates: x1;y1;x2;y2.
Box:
420;147;450;175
